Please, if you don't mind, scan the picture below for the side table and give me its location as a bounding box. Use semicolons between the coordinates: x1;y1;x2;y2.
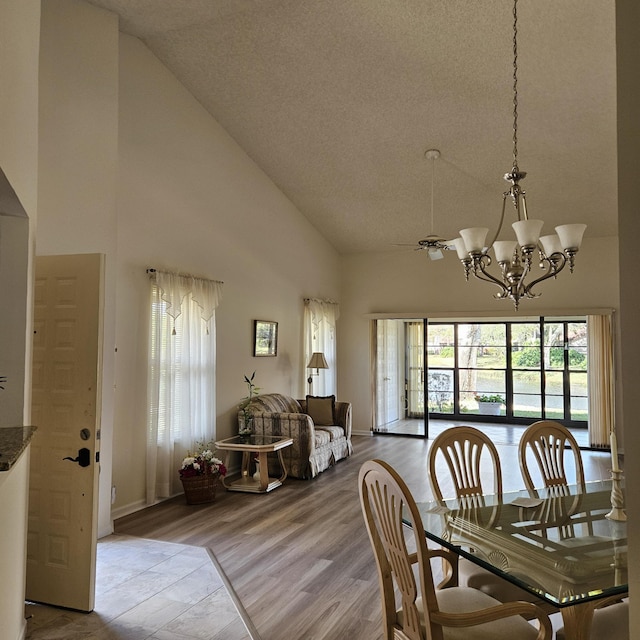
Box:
214;434;293;493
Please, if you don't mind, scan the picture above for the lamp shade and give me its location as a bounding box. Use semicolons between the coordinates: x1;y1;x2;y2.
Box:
449;237;469;260
307;352;329;370
539;234;563;256
512;219;544;247
493;240;517;263
555;224;587;251
460;227;489;253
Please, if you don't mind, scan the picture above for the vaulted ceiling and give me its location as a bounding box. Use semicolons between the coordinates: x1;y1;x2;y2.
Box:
87;0;618;255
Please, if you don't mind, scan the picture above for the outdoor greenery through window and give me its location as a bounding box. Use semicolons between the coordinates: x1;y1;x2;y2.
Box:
425;319;587;425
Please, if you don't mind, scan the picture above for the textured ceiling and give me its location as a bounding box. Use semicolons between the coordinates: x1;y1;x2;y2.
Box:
86;0;618;254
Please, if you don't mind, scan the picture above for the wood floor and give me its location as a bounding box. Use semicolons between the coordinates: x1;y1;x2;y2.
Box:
115;433;613;640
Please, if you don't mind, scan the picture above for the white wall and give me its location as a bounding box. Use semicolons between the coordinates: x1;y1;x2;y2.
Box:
0;0;40;427
0;450;30;640
36;0;119;538
0;215;30;426
34;3;340;521
338;235;620;434
113;35;340;514
0;0;40;636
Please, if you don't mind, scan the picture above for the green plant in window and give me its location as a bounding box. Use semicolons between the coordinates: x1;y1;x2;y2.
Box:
474;394;505;404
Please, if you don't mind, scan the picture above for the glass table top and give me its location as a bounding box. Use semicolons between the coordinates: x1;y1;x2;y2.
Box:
216;434;292;447
407;480;627;607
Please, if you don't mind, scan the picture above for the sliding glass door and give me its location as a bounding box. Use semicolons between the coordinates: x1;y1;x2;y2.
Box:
373;317;588;437
426;318;588;426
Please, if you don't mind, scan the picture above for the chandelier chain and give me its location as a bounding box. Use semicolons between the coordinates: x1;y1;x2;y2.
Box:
512;0;519;170
430;153;435;233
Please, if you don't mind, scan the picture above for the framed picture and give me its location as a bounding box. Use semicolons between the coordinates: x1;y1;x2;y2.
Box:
253;320;278;357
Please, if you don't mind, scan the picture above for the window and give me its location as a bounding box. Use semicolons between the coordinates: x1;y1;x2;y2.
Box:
303;298;339;395
146;271;222;503
426;318;587;426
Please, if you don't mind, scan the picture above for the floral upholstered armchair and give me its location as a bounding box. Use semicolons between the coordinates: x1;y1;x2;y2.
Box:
237;393;352;479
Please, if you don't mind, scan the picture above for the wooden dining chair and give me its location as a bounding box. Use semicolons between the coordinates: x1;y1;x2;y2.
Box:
518;420;585;495
520;421;629;640
428;426;552;608
518;420;592;538
428;425;502;504
359;459;552;640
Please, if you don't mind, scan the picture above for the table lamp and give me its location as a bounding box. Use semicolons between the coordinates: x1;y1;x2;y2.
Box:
307;352;328;395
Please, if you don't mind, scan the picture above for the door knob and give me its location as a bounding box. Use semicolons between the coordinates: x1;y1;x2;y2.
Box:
63;447;91;467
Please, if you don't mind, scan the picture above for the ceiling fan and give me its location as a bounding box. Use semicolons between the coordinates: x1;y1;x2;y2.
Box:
394;149;452;260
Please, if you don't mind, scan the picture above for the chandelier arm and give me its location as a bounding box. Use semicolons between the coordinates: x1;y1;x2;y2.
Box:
486;194;509;251
522;252;567;297
519;191;529;221
513;249;533;294
470;256;511;295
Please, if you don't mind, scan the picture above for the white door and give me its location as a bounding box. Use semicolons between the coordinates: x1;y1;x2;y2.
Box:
376;319;400;427
26;254;103;612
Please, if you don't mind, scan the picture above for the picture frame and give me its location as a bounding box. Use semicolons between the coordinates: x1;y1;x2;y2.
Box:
253;320;278;357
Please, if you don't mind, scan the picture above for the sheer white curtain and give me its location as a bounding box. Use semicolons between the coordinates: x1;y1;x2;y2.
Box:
587;314;615;448
303;298;339;396
147;270;223;503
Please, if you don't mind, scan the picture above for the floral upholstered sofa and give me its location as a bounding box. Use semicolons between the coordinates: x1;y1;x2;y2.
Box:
237;393;352;479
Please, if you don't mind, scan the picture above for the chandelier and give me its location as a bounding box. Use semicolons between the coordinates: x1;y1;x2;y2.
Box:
450;0;586;310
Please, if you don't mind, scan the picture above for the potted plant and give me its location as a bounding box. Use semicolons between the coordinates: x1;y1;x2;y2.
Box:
238;371;260;438
179;441;227;504
474;394;505;416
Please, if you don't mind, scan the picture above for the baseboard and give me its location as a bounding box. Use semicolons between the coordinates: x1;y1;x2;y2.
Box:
352;429;373;436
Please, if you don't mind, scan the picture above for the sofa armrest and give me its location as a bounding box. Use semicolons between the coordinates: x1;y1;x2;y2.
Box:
249;412;315;455
248;411;318;478
334;402;352;440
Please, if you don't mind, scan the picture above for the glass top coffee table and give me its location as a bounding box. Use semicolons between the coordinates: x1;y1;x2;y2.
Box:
214;434;293;493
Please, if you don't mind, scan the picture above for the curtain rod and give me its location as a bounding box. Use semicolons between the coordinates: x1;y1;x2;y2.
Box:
146;267;223;285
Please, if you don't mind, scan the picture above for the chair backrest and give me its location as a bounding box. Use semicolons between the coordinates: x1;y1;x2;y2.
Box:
518;420;585;495
428;426;502;503
359;459;439;640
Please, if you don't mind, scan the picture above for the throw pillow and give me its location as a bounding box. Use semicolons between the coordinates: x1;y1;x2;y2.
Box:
306;395;336;426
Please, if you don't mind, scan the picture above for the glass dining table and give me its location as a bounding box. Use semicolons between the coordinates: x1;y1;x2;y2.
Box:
406;480;627;640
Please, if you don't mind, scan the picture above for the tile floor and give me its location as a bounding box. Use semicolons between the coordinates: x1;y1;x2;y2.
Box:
25;535;256;640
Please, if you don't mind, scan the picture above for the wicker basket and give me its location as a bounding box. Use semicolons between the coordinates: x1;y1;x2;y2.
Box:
180;473;219;505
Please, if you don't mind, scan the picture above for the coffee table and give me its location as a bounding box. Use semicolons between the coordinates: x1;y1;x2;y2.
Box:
214;434;293;493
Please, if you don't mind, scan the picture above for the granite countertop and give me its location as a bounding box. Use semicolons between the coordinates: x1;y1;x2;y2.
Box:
0;426;37;471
